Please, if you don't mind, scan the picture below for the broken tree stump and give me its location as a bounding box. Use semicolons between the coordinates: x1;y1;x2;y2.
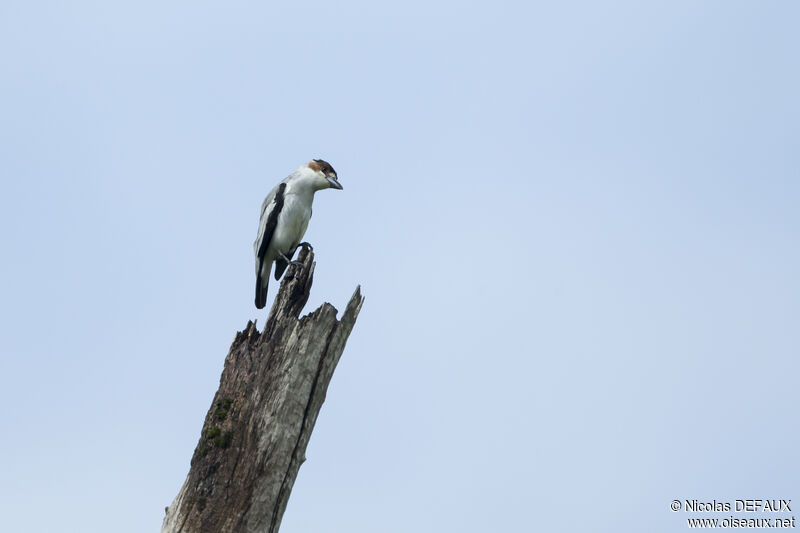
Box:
162;247;364;533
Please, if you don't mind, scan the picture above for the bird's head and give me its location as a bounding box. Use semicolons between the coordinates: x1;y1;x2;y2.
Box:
307;159;343;191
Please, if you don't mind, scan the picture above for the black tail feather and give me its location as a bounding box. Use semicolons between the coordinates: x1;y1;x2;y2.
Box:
255;274;268;309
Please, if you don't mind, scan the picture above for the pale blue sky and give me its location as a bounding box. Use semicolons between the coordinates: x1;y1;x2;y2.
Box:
1;1;798;532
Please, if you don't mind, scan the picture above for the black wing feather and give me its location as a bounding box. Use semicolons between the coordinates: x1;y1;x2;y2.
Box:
254;183;286;308
257;183;286;261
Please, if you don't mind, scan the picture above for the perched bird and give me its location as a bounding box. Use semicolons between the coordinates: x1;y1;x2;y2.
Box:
253;159;343;309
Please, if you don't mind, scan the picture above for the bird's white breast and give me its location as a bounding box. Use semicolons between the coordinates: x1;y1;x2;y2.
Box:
269;189;313;256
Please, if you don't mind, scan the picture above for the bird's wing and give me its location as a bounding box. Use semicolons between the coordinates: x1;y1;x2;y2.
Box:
254;181;287;274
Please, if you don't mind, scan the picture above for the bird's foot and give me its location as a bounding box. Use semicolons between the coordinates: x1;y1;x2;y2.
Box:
279;253;305;279
298;241;314;251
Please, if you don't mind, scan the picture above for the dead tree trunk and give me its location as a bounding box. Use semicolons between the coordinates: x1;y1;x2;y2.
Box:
162;247;364;533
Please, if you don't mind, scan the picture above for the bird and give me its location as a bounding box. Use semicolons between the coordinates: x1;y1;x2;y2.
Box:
253;159;343;309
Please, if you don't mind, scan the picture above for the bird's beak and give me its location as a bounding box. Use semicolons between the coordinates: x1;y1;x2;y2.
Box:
327;177;343;190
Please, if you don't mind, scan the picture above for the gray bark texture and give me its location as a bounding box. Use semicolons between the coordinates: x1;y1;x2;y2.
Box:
161;247;364;533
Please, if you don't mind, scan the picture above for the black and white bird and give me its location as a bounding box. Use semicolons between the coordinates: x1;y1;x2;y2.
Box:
253;159;343;309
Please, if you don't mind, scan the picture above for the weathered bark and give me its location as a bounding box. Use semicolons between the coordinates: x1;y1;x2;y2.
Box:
162;247;364;533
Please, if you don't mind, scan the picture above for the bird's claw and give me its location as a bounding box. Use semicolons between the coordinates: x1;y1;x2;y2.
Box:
280;252;305;281
298;242;314;251
277;253;299;269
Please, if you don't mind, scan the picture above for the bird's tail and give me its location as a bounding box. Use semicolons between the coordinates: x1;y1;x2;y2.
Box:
255;273;268;309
